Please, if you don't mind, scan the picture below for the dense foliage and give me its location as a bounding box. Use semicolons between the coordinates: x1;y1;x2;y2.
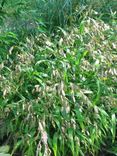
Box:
0;0;117;156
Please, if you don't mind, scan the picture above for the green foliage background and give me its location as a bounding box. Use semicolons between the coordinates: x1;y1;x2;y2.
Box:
0;0;117;156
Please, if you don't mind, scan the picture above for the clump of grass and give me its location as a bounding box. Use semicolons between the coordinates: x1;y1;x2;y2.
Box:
0;14;116;156
1;0;116;36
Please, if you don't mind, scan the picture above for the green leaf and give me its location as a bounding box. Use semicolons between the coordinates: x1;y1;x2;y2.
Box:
0;146;9;154
0;154;11;156
111;114;116;143
52;133;58;156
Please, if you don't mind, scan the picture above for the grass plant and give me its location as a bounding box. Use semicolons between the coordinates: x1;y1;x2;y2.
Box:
0;0;117;155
